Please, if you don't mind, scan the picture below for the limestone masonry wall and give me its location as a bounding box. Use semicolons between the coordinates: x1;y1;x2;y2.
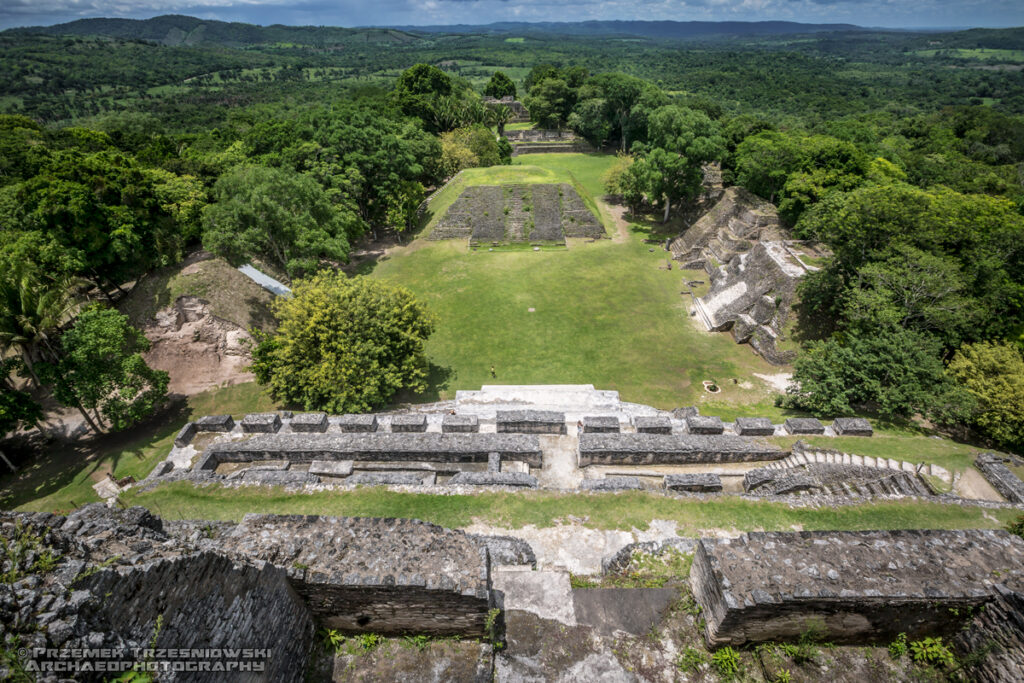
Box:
578;433;784;466
691;529;1024;647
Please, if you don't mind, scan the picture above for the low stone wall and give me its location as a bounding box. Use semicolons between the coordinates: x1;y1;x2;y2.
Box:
665;473;722;492
291;412;329;433
734;417;775;437
976;453;1024;504
691;529;1024;646
197;433;543;469
582;416;620;433
687;415;724;435
208;514;491;637
634;416;672;434
496;410;566;435
443;414;479;433
578;433;784;466
953;585;1024;683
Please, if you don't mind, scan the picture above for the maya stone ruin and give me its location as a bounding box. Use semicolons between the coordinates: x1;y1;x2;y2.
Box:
11;385;1024;681
429;183;604;244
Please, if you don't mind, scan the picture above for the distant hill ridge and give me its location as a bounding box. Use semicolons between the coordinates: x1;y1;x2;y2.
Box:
389;19;867;39
5;14;421;47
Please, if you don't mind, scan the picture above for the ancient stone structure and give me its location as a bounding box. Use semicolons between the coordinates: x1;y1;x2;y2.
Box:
449;472;538;487
496;410;566;435
734;417;775;436
784;417;825;435
196;433;544;469
442;414;479;433
430;183;603;243
482;95;529;121
577;433;783;466
581;416;619;433
832;417;873;437
669;186;784;270
241;412;282;433
953;585;1024;683
205;514;492;636
664;473;723;492
580;476;644;491
502;129;595;156
391;413;428;433
290;412;329;433
196;414;234;431
686;415;724;435
338;414;378;432
976;453;1024;504
633;416;672;434
691;529;1024;646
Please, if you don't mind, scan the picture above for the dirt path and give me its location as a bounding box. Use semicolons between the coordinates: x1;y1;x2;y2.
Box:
598;199;633;242
955;467;1005;501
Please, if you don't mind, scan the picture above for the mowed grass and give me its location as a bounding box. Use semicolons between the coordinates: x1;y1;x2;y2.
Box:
121;484;1019;533
1;382;276;513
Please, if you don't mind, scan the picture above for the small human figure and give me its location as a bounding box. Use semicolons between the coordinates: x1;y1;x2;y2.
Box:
490;365;497;378
576;420;584;436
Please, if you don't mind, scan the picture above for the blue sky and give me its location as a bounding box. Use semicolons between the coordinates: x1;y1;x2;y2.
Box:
1;0;1022;31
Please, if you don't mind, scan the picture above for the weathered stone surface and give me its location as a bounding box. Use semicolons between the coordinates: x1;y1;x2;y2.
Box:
470;535;537;568
236;470;320;486
734;417;775;436
784;417;825;435
290;412;329;433
580;477;644;491
0;505;313;682
953;585;1024;683
832;417;873;437
338;414;378;432
691;529;1024;646
582;416;620;433
449;471;539;487
633;416;672;434
349;472;428;486
664;473;723;492
442;414;479;433
241;412;282;433
199;432;543;469
308;460;354;477
602;538;698;574
573;587;681;637
976;453;1024;504
195;414;234;432
496;410;566;435
578;433;784;466
211;514;491;636
391;414;428;432
686;415;724;435
174;421;197;447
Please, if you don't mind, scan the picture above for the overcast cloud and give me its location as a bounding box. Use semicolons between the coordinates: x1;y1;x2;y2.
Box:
1;0;1022;31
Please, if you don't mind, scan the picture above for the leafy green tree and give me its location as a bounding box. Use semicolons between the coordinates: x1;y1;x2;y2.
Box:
439;125;503;177
568;98;612;146
202;165;360;279
734;131;804;204
524;64;561;91
483;71;516;99
386;180;425;240
394;64;453;132
947;342;1024;452
842;245;972;345
44;307;168;433
781;328;959;420
524;78;575;129
251;272;435;413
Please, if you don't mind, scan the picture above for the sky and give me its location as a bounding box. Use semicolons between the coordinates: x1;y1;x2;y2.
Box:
1;0;1023;32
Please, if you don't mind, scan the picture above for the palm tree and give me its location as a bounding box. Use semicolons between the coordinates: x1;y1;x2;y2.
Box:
0;264;79;387
489;105;513;137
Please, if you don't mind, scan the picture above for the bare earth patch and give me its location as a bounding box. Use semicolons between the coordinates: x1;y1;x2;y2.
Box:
143;296;254;396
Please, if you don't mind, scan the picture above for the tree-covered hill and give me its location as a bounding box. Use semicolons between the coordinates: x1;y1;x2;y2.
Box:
5;14;421;48
390;20;866;40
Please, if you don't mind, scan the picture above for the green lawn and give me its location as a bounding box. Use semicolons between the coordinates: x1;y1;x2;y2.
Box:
1;382;276;513
121;484;1019;533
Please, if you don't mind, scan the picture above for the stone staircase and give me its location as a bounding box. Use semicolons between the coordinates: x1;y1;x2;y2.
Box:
749;442;953;498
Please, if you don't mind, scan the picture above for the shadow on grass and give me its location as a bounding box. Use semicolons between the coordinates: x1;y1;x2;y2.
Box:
0;396;190;511
389;362;456;406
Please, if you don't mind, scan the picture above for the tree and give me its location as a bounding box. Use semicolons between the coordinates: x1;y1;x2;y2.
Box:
439;125;503;177
524;78;575;129
386;180;425;240
484;71;516;100
643;105;725;221
781;328;959;420
0;263;79;386
947;342;1024;452
568;98;612;146
202;165;360;280
0;358;42;473
394;64;453;132
44;307;168;433
251;272;435;413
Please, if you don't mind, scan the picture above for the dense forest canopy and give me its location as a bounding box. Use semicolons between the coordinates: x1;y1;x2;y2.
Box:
1;18;1024;450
